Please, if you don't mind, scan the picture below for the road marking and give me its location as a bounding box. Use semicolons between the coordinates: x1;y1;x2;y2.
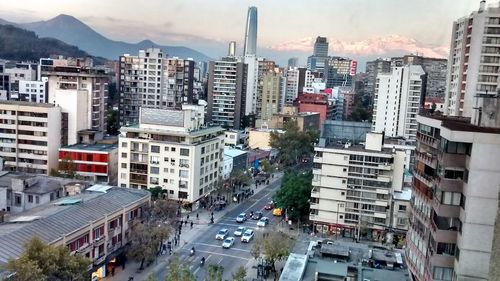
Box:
216;222;258;228
194;242;251;252
195;249;250;260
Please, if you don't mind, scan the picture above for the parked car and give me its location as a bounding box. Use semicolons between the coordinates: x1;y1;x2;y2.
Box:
222;237;235;249
257;217;269;227
215;228;229;240
241;229;254;243
234;226;246;237
264;201;274;210
272;208;282;216
236;213;247;223
252;211;263;220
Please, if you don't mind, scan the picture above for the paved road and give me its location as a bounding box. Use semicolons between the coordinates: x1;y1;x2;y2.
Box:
155;177;283;280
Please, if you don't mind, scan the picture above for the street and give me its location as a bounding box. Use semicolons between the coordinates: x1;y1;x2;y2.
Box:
154;176;283;280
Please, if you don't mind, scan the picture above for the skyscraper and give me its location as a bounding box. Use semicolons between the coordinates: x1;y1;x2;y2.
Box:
243;7;258;56
307;36;330;72
313;36;329;57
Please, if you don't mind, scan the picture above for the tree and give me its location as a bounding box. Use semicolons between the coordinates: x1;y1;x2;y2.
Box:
231;169;251;187
149;186;164;201
270;121;318;167
232;266;247;281
106;107;119;135
254;232;293;276
165;256;195;281
58;155;77;178
273;171;313;221
127;222;171;270
152;200;178;221
207;264;224;281
250;242;261;260
146;273;157;281
6;237;91;281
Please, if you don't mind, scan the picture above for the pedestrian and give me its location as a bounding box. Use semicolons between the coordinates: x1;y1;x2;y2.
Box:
190;221;194;229
111;267;115;276
187;214;190;220
211;211;214;217
184;220;188;225
174;237;178;246
196;213;199;220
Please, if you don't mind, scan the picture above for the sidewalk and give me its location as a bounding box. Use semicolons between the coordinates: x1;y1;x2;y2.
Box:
102;172;283;281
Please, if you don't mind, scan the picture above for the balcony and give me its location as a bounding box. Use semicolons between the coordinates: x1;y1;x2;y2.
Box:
416;132;439;148
416;152;437;169
413;170;434;188
430;217;457;243
432;197;461;218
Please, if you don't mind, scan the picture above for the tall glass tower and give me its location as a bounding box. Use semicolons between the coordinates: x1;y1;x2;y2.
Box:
243;7;258;56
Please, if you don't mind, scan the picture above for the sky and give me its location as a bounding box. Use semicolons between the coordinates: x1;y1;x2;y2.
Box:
0;0;486;68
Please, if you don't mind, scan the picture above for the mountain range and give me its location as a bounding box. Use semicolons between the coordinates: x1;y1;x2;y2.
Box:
0;14;212;62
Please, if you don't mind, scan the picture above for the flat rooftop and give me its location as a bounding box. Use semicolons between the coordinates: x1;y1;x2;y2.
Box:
224;147;247;158
0;172;86;195
420;111;500;134
61;143;118;152
0;100;55;108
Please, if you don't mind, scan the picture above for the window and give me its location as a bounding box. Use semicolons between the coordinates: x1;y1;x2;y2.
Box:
121;163;127;169
432;267;453;281
35;196;39;204
180;148;189;156
14;194;21;206
28;195;33;203
179;170;189;178
151;145;160;153
121;152;127;158
171;147;176;152
150;167;160;174
398;205;407;212
150;156;160;164
179;159;189;168
444;169;464;180
122;142;127;148
313;163;322;169
150;177;159;185
121;173;127;179
397;218;407;226
164;146;169;151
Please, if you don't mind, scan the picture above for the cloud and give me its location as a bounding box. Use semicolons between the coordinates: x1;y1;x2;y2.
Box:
267;35;449;59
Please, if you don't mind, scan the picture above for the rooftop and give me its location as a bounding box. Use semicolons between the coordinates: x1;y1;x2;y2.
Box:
393;187;412;201
0;187;150;264
419;112;500;134
0;100;56;108
0;172;86;195
224;147;247;158
61;143;118;152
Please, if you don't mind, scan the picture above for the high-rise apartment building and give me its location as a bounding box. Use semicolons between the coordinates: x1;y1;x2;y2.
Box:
256;59;276;119
444;1;500;117
284;67;300;105
42;58;109;145
207;57;247;129
259;69;282;122
365;59;392;97
307;37;330;72
243;7;258;57
324;57;357;88
166;57;195;107
407;112;500;281
118;106;225;203
0;101;62;175
288;57;299;68
372;65;426;141
310;133;406;238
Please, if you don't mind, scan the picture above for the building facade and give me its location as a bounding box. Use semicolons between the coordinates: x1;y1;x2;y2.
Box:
16;79;48;103
310;133;406;239
307;37;330;72
259;70;282;122
284;67;300;105
166;58;195;107
324;57;356;88
365;59;392;97
118;106;225;203
0;101;62;175
444;2;500;117
372;65;426;141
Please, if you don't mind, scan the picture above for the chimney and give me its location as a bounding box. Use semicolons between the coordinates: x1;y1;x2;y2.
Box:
479;0;486;12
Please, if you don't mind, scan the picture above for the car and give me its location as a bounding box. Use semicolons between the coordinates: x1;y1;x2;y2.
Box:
222;237;235;249
252;211;263;220
264;201;274;210
241;229;254;243
215;228;229;240
236;213;247;223
257;217;269;227
272;208;283;216
234;226;246;237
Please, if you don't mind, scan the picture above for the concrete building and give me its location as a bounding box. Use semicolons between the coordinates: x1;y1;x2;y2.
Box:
284;67;300;105
365;59;392;97
43;59;109;144
3;63;37;97
223;147;247;172
0;62;10;100
207;56;247;129
307;37;329;72
372;65;426;142
0;101;62;175
321;120;372;144
58;143;118;185
118;106;225;203
0;187;150;280
222;154;233;180
444;1;500;117
424;97;445;113
324;57;356;88
269;106;321;132
406;111;500;281
17;79;48;103
391;187;411;232
259;69;282;122
288;57;298;68
310;133;406;239
0;172;86;213
166;57;195;107
248;128;283;150
295;93;334;125
224;130;248;148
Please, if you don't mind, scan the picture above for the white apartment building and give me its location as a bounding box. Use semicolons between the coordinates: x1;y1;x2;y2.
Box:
310;133;406;239
244;55;258;116
444;1;500;118
284;67;299;105
17;79;48;103
372;65;426;142
118;106;225;203
0;101;62;175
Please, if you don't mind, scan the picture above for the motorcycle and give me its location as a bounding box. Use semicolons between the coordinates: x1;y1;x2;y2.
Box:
190;247;195;256
200;257;205;266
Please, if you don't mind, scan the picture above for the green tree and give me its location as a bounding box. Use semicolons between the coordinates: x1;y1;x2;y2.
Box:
149;186;164;201
6;237;91;281
230;169;251;187
207;264;224;281
273;171;313;221
270;121;318;167
231;266;247;281
431;103;437;113
165;256;195;281
127;222;171;270
254;232;293;276
58;155;77;178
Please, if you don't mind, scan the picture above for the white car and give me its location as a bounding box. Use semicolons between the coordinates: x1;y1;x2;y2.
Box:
234;226;246;237
222;237;235;249
241;229;254;243
257;217;269;227
215;228;229;240
236;213;247;223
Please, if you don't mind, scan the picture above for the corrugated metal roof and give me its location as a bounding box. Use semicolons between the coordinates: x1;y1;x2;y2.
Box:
0;187;150;264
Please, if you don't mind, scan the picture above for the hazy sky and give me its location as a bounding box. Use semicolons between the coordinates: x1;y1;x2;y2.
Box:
0;0;485;66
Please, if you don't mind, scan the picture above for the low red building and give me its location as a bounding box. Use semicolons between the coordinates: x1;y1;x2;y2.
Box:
295;93;333;124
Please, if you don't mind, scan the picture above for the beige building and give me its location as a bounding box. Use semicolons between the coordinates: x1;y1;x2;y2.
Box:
310;133;406;239
269;106;320;132
118;106;225;203
259;70;282;121
0;187;150;280
0;101;62;175
248;128;283;150
391;187;411;231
